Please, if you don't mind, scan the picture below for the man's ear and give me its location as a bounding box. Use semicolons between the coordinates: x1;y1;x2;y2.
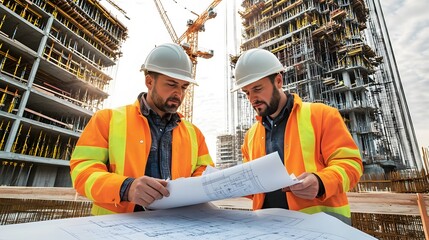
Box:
275;73;283;88
145;74;153;90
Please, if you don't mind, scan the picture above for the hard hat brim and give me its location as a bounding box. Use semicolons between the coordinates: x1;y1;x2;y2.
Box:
143;65;199;86
163;72;199;86
231;69;284;92
231;82;244;92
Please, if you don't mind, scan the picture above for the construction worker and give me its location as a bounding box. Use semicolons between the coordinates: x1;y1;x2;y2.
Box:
232;48;363;224
70;43;213;215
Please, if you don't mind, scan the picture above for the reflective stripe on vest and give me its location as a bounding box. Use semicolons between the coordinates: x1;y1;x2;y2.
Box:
110;106;127;175
70;146;109;186
110;106;199;174
298;102;317;173
246;102;350;219
298;102;350;218
182;119;198;173
247;123;259;160
300;204;351;219
91;204;116;215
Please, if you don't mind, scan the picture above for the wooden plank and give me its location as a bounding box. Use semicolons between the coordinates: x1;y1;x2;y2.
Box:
0;87;20;96
215;193;429;216
43;82;71;96
347;192;429;216
1;187;429;217
32;83;90;107
0;186;88;201
25;108;73;129
417;193;429;239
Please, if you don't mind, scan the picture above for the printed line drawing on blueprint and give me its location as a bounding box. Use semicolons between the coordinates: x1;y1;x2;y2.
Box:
0;204;376;240
202;163;265;199
148;152;300;210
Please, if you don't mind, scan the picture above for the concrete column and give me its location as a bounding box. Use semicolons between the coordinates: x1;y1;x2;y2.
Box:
4;15;54;152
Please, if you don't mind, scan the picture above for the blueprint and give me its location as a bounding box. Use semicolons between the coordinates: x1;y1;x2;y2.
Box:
0;203;376;240
148;152;301;209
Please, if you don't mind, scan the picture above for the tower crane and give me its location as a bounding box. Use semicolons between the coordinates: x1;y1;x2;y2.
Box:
153;0;222;121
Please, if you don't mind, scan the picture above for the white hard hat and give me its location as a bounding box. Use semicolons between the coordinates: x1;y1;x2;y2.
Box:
232;48;284;92
141;43;198;85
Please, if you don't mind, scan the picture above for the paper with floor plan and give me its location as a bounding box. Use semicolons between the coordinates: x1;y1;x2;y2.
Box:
148;152;300;209
0;203;377;240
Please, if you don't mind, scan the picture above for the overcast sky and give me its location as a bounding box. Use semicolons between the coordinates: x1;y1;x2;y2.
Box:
379;0;429;152
105;0;429;161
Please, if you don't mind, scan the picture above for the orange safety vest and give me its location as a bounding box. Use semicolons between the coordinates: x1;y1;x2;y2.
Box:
242;94;362;220
70;100;213;215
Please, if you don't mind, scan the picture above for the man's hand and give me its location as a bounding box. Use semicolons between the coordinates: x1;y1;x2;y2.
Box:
127;176;170;207
282;172;319;199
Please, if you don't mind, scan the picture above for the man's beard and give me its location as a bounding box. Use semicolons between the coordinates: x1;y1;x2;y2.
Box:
254;87;280;117
152;88;182;114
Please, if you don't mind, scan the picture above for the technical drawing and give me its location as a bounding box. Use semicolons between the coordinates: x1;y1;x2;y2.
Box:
5;205;374;240
202;163;266;199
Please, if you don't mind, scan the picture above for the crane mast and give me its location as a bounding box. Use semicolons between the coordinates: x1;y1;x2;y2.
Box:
102;0;130;20
153;0;222;121
153;0;179;42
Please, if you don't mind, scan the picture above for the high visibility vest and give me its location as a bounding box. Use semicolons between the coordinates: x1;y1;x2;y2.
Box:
71;100;213;215
242;94;362;221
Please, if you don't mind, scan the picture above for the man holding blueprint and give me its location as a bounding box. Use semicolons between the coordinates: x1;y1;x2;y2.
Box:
148;152;300;210
229;48;363;225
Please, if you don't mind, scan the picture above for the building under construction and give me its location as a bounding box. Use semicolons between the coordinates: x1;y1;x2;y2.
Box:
0;0;127;187
217;0;421;172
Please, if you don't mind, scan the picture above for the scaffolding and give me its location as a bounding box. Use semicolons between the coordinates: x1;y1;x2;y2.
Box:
232;0;421;172
216;134;237;169
0;0;127;187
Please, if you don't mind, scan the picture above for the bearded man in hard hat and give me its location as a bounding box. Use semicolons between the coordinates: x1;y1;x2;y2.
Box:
232;48;363;224
70;43;213;215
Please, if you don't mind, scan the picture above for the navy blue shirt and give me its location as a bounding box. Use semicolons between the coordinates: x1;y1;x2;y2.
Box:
261;92;294;209
139;92;180;180
119;92;180;205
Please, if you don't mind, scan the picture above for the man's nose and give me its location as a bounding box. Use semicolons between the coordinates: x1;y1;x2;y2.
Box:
173;87;185;98
249;93;257;103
